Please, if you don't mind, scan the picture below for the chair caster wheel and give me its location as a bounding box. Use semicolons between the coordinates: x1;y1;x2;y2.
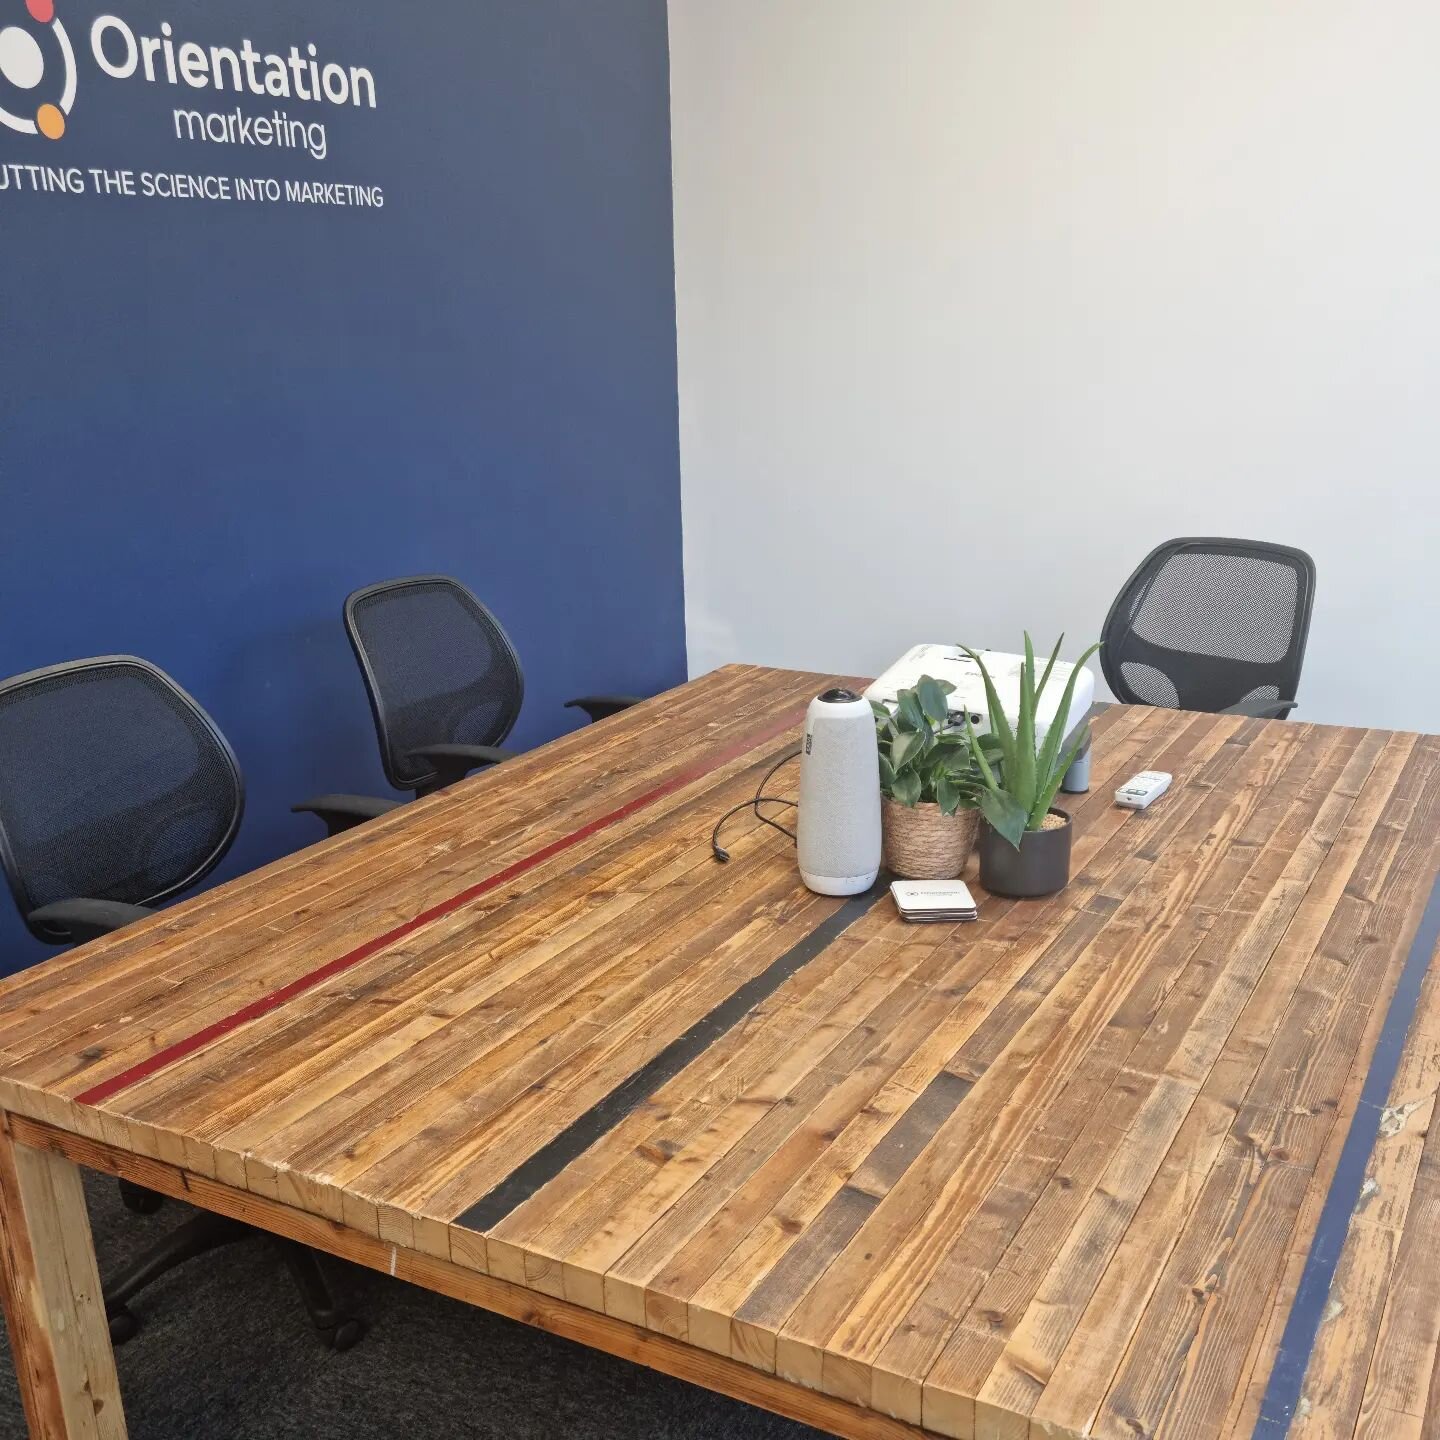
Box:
108;1307;141;1345
119;1182;163;1216
323;1317;366;1352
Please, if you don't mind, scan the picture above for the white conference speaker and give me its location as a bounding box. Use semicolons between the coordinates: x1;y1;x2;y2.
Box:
797;688;882;896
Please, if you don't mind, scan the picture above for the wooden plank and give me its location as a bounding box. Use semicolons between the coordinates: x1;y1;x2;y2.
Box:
0;1110;124;1439
915;723;1374;1433
0;677;1434;1440
896;722;1357;1433
144;805;792;1196
0;667;768;1034
770;712;1273;1402
137;729;837;1213
1347;1057;1440;1440
432;702;1175;1376
1;667;826;1098
84;692;815;1104
1081;735;1440;1440
295;702;1146;1221
1017;730;1415;1440
9;1116;940;1440
205;834;819;1201
652;713;1216;1366
1285;896;1440;1440
0;664;1094;1097
602;711;1224;1375
490;934;954;1301
119;765;791;1129
456;880;891;1233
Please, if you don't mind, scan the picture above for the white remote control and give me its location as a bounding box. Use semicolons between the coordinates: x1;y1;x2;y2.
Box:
1116;771;1172;810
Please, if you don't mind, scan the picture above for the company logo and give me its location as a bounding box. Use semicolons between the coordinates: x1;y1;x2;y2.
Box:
0;0;76;139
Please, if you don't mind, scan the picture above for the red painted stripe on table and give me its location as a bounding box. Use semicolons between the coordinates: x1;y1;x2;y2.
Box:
74;704;809;1108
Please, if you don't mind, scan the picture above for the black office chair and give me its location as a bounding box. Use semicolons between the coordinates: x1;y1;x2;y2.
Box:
0;656;365;1350
1101;538;1316;719
294;575;643;835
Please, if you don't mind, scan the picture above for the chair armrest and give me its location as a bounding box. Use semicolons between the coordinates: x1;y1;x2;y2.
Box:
407;744;517;769
27;898;155;944
405;744;517;792
564;695;645;723
292;793;404;837
1220;698;1297;720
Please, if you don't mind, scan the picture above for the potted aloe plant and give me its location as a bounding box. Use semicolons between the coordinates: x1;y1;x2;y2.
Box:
872;676;983;879
962;636;1101;898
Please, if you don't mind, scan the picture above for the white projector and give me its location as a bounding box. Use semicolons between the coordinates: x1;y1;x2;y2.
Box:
865;644;1096;790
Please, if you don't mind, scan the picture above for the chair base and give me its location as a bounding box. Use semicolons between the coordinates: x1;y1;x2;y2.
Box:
118;1178;165;1215
103;1193;366;1351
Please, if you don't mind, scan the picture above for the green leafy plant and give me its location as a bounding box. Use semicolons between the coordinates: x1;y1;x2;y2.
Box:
962;636;1102;849
871;676;983;816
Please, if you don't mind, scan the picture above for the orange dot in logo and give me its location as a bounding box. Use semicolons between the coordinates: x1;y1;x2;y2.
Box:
35;103;63;139
25;0;54;22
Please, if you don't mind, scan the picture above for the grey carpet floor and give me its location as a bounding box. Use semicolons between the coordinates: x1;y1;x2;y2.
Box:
0;1172;829;1439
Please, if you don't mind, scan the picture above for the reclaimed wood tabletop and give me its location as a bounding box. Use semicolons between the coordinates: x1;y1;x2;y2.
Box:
0;664;1436;1440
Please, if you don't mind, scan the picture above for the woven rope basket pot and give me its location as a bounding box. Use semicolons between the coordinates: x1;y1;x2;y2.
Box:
881;798;980;880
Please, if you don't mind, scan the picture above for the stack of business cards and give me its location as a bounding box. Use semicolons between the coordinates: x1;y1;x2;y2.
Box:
890;879;979;924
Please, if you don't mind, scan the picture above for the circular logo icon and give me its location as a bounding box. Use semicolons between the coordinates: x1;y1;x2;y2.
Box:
0;0;75;139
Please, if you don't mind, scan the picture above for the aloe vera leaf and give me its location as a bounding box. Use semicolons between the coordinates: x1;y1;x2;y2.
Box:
980;789;1028;848
961;647;1017;780
1013;633;1038;816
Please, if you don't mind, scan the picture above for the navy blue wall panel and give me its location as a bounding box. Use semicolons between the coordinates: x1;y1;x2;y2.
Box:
0;0;685;972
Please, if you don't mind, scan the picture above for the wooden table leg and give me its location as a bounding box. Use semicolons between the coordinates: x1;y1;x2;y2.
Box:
0;1111;125;1438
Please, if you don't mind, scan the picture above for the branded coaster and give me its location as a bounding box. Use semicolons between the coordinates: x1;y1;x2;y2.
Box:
890;879;979;923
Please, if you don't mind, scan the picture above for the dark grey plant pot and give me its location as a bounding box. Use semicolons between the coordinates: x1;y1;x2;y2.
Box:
978;808;1073;898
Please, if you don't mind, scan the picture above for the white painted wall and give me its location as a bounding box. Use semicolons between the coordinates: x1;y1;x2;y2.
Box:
669;0;1440;730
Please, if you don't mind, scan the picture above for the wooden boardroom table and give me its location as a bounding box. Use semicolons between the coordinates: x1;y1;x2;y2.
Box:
0;664;1438;1440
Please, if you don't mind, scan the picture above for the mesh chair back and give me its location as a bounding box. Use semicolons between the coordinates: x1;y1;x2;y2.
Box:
1101;538;1316;714
0;657;244;940
344;576;525;792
